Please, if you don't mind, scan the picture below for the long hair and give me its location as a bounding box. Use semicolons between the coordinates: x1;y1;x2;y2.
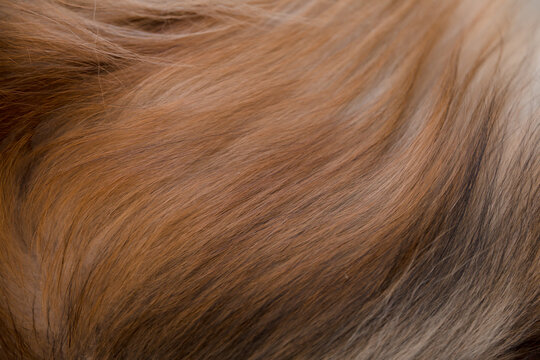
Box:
1;0;538;359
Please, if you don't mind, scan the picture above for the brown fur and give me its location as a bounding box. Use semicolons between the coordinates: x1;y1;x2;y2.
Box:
0;0;539;359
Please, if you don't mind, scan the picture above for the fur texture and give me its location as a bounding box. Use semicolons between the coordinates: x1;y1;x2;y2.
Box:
0;0;539;359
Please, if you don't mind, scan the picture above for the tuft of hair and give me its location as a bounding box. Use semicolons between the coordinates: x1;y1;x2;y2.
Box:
0;0;539;359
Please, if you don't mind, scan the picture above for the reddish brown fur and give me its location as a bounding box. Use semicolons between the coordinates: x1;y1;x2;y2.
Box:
0;0;539;359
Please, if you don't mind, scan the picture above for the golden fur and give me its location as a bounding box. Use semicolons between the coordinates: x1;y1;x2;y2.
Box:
0;0;539;358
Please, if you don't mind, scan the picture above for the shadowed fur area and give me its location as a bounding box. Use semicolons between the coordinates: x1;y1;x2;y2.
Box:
0;0;539;359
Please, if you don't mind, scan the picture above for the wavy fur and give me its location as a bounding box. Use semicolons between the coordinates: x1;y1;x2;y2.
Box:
0;1;539;359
